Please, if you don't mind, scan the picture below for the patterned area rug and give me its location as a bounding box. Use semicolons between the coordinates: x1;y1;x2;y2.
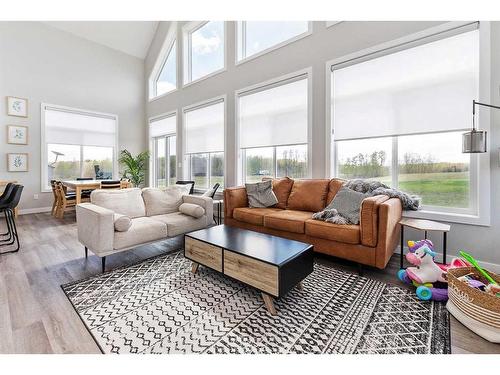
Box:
62;251;450;354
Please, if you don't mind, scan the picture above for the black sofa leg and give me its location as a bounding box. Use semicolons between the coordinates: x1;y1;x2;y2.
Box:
85;246;88;258
357;263;364;277
102;256;106;273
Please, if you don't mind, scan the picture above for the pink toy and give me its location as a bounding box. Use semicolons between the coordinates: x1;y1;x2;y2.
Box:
405;241;446;284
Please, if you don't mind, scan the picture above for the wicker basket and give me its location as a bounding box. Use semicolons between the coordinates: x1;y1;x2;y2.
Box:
447;267;500;343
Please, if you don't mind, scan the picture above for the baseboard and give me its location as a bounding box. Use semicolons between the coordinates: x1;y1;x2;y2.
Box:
18;206;52;215
397;246;500;273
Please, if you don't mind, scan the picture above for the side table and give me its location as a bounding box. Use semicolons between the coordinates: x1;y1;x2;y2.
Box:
399;217;451;268
213;199;223;225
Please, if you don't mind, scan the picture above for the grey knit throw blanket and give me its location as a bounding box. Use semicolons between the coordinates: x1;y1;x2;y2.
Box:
312;179;420;225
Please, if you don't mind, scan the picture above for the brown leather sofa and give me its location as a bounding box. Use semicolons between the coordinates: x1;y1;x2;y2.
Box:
223;177;402;269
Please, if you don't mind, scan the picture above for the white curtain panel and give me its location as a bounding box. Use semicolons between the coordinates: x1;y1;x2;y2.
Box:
44;106;116;147
184;100;224;154
150;114;176;138
332;29;479;141
239;77;308;149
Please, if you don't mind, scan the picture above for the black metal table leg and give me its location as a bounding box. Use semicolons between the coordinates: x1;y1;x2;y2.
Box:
424;230;427;239
400;225;404;269
443;231;447;264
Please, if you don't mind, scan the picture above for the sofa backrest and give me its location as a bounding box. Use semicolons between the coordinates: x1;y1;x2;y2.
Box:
141;186;191;216
91;188;146;218
263;177;294;209
326;178;346;205
286;179;330;212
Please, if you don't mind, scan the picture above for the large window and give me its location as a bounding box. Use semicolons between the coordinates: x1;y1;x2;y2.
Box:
238;73;309;183
150;113;177;188
149;23;177;99
184;21;225;84
331;27;479;213
237;21;310;62
41;104;117;191
184;99;225;189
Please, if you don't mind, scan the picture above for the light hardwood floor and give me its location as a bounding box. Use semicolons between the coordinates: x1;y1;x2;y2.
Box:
0;212;498;354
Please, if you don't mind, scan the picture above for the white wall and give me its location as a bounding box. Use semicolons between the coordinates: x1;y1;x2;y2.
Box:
0;22;146;211
144;20;500;270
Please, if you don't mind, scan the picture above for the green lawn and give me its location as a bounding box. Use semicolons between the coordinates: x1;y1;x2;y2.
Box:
372;172;469;208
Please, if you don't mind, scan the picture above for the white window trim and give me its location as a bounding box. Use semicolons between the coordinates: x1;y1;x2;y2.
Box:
325;21;491;226
235;67;313;185
148;110;178;187
182;21;227;88
235;21;313;66
40;103;119;193
148;22;178;102
181;95;227;192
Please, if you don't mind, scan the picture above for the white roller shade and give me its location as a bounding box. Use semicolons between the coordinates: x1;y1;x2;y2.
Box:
44;106;117;147
150;115;176;137
332;28;479;141
239;76;308;149
184;100;224;154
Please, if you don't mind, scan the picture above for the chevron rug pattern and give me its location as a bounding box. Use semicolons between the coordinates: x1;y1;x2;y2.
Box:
62;251;450;354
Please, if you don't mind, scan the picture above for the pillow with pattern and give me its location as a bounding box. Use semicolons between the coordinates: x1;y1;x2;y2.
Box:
245;180;278;208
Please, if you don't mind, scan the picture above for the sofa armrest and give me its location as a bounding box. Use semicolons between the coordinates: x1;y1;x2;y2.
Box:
223;187;248;218
182;195;214;226
374;198;402;269
360;195;389;247
76;203;114;255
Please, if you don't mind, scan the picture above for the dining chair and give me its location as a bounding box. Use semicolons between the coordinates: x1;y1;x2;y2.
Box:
55;181;89;219
0;184;23;254
100;180;121;189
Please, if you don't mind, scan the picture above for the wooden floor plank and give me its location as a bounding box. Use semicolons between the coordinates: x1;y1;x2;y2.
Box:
0;212;498;354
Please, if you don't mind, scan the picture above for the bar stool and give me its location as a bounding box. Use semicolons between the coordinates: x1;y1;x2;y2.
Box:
0;184;24;254
0;183;15;236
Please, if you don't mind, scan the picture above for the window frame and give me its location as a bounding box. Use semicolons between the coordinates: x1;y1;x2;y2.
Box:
235;21;313;65
148;22;178;101
40;103;119;192
148;110;178;188
182;21;227;87
181;95;226;192
235;68;313;185
326;21;491;226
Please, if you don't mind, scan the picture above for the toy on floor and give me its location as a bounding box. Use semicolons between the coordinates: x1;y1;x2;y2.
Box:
459;250;500;298
397;239;466;301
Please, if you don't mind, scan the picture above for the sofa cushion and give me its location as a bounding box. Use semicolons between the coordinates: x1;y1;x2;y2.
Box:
91;188;145;218
113;217;166;250
327;187;368;225
113;213;132;232
286;179;330;212
142;185;190;216
263;210;314;234
326;178;345;205
233;207;282;226
263;177;294;209
150;212;207;237
245;180;278;208
305;219;360;244
179;203;205;218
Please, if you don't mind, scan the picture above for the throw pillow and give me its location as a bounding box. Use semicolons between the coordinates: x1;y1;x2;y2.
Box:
142;185;191;216
179;203;205;218
328;187;368;224
114;213;132;232
245;180;278;208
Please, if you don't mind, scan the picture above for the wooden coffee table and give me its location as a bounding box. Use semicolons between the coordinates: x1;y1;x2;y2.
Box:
184;225;314;315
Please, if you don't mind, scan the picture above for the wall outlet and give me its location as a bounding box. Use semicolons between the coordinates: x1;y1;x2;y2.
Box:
33;194;39;200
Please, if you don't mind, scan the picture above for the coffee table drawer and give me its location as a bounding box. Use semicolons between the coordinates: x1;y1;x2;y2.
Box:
224;250;278;296
185;237;222;272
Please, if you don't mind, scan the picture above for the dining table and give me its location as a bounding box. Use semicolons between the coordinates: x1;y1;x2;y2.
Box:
62;180;132;204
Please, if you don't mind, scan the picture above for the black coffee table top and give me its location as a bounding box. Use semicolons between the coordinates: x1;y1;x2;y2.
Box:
186;225;313;267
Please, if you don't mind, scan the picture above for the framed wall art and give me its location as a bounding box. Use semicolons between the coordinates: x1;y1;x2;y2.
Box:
7;125;28;145
7;153;29;172
6;96;28;117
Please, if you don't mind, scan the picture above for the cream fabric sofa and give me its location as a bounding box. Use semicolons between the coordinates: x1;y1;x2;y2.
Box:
76;187;213;271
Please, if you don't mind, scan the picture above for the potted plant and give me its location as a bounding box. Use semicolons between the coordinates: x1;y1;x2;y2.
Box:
118;149;149;187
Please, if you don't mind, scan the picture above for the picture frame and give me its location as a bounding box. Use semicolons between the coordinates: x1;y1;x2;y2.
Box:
6;96;28;118
7;153;29;172
7;125;29;145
